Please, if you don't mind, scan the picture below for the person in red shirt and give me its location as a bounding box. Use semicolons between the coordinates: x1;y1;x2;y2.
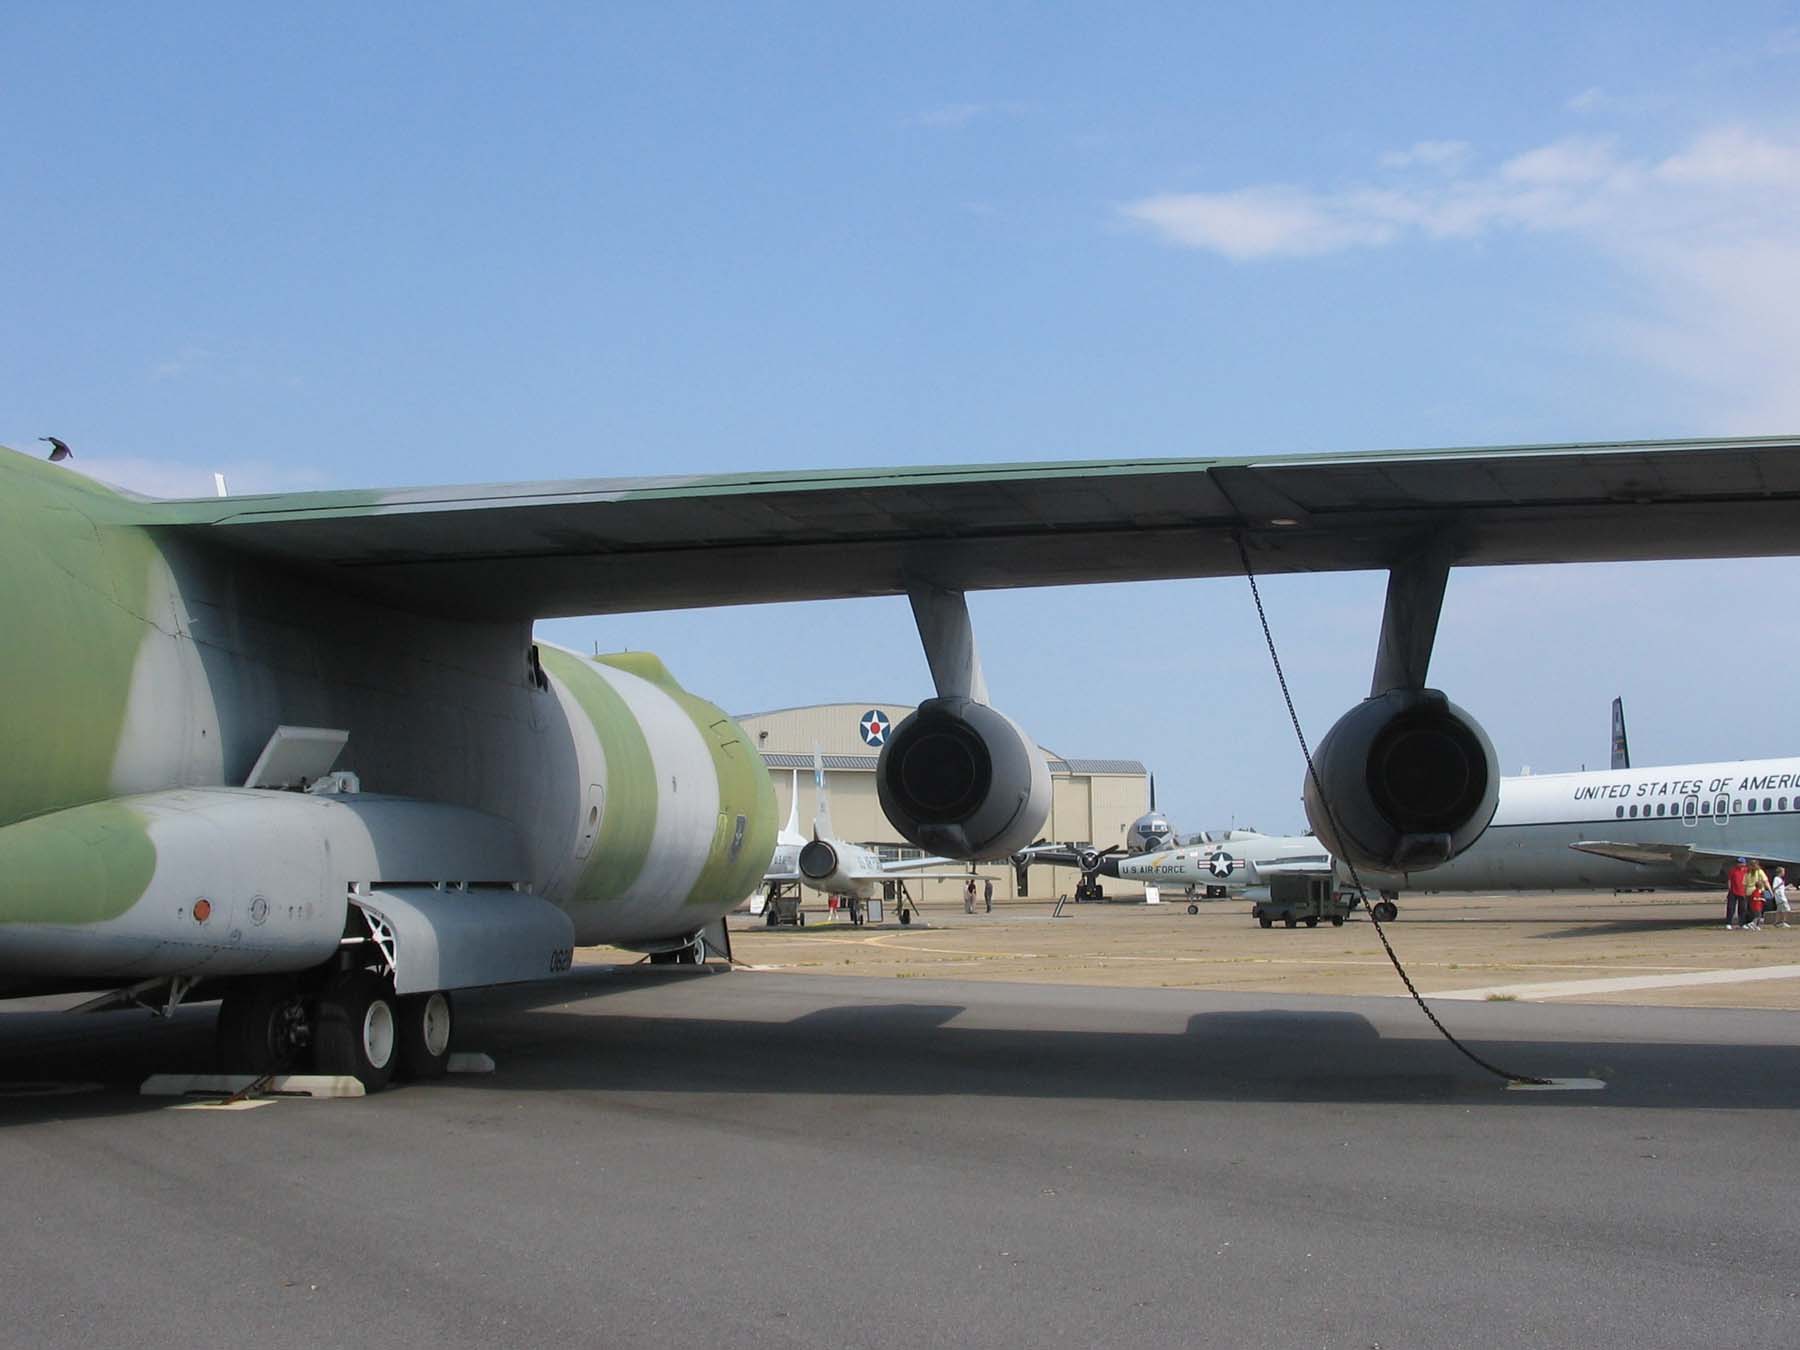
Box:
1725;858;1749;930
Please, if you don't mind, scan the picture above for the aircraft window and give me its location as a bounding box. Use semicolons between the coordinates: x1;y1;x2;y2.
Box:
1657;802;1666;816
1765;798;1773;811
1748;799;1758;813
1734;799;1743;813
1701;800;1712;815
1616;806;1624;818
1629;804;1638;817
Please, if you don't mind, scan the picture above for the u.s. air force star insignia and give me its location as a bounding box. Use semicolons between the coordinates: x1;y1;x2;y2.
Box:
1209;851;1235;879
859;710;890;747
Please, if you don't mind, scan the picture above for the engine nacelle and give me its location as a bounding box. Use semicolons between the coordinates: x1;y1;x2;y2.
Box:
876;698;1051;860
798;839;840;883
1303;688;1498;874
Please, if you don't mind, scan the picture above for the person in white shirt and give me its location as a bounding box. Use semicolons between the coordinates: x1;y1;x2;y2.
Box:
1770;866;1792;928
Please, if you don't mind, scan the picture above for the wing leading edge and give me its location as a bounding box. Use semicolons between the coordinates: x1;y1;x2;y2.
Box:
27;434;1800;620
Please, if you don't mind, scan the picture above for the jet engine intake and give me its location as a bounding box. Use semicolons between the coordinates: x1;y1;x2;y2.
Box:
876;698;1050;860
1303;688;1498;873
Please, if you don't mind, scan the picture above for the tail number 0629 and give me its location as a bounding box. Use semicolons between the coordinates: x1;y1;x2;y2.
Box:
549;946;574;973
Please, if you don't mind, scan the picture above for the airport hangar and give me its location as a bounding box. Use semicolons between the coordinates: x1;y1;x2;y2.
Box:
735;701;1148;903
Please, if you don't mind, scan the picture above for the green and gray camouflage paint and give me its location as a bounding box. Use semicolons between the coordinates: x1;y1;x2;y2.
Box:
0;445;775;990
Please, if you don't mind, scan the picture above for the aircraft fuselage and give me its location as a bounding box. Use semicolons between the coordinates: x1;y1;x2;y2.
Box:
0;453;775;988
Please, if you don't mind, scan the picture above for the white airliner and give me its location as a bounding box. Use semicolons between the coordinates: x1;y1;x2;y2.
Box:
1359;757;1800;896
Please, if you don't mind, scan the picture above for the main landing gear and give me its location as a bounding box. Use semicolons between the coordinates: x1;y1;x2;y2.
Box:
216;969;454;1093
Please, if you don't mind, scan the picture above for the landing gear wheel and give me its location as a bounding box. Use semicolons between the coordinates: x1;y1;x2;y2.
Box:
1330;915;1345;927
1373;900;1399;922
216;980;307;1074
398;991;453;1080
899;911;911;926
689;936;708;965
313;971;399;1092
765;908;778;927
1258;914;1273;929
1187;904;1199;915
1304;916;1319;928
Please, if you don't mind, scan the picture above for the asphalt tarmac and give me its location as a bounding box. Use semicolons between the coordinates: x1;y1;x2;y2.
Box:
2;966;1796;1349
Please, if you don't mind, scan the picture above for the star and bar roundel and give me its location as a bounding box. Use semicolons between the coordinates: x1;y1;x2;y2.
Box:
858;709;891;747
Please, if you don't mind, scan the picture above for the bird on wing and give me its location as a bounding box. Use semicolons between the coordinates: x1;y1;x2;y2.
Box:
39;436;73;462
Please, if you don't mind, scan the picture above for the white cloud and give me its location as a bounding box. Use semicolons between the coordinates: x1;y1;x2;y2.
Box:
73;457;331;500
1119;187;1398;260
1379;139;1470;171
1120;125;1800;427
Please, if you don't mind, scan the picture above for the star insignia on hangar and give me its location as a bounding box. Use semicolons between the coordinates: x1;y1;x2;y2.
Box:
1209;851;1235;879
859;710;890;747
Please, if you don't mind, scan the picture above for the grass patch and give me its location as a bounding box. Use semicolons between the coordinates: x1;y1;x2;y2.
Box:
1485;993;1518;1001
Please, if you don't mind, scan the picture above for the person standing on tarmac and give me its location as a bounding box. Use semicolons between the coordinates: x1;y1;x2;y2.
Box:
1771;866;1792;927
983;877;994;913
964;878;977;915
1746;859;1771;930
1726;857;1749;929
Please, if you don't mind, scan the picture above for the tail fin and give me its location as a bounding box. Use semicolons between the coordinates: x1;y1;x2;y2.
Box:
783;769;802;840
812;746;832;840
1610;697;1630;770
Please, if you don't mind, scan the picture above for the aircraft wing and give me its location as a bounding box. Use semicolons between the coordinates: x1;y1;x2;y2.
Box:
86;435;1800;620
874;855;961;876
1569;840;1800;879
1247;857;1335;880
1013;845;1088;869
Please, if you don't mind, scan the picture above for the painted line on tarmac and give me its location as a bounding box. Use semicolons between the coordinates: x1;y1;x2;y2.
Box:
1433;963;1800;1001
856;934;1703;974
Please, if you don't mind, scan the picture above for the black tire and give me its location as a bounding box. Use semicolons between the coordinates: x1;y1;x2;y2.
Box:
1331;915;1345;927
1258;915;1273;929
1374;900;1399;922
765;908;778;927
1187;904;1199;915
398;991;453;1080
1284;916;1297;928
313;971;399;1092
1304;916;1319;928
798;913;806;927
216;980;305;1074
899;911;911;925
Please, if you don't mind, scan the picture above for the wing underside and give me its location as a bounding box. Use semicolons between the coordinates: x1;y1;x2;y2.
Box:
32;434;1800;619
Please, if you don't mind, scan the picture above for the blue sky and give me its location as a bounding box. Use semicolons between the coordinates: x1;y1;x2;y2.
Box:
5;4;1799;833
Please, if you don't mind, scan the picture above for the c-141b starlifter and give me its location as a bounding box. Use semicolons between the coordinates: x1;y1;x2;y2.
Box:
3;436;1798;1087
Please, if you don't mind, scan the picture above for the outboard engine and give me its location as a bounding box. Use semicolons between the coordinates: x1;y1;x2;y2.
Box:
1303;688;1498;873
877;697;1051;859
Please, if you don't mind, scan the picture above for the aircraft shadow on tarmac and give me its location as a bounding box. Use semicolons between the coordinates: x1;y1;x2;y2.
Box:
4;966;1798;1122
1528;918;1742;939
